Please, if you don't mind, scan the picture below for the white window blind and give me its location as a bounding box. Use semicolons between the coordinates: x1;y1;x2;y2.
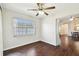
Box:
13;18;35;36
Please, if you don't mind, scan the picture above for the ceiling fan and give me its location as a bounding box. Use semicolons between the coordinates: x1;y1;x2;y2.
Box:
27;3;55;16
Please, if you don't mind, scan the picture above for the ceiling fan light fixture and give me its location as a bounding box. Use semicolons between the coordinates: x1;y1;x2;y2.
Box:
38;11;44;15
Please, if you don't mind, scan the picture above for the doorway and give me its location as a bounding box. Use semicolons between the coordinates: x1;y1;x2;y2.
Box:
59;23;69;47
57;16;79;51
57;17;72;48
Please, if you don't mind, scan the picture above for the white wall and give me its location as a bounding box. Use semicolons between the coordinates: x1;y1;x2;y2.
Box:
41;16;57;46
3;9;41;50
0;8;3;56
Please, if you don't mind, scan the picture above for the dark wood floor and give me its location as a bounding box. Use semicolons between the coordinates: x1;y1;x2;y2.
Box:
3;36;79;56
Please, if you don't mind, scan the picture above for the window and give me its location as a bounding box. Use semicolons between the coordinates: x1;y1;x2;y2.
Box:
13;18;35;36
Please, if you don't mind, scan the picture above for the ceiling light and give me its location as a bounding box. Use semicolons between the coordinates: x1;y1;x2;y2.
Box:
69;17;73;21
38;11;44;15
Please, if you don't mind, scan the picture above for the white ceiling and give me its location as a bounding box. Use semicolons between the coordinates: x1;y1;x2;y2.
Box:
2;3;79;19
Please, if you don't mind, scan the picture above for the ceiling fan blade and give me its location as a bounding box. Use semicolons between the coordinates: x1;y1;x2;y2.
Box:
44;12;49;15
45;6;55;10
37;3;44;9
27;9;39;11
36;13;39;16
37;3;40;7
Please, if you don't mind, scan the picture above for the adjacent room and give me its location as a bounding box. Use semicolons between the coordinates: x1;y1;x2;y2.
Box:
0;3;79;56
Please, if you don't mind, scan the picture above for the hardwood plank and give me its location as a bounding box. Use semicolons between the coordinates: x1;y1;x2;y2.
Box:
3;36;79;56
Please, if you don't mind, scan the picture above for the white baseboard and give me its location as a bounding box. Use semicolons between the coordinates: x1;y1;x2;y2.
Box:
4;40;39;51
